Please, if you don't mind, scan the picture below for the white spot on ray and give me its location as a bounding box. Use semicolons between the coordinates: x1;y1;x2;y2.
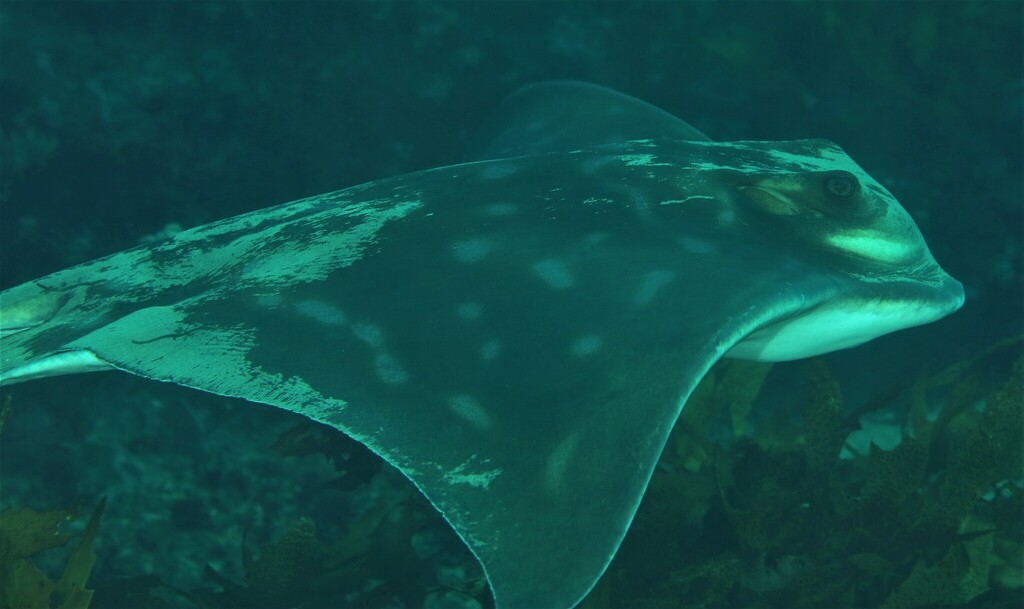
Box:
347;319;407;384
677;237;717;255
634;270;676;307
452;238;492;263
581;156;615;175
480;163;518;179
533;259;574;289
294;299;347;326
255;293;283;308
718;208;737;226
374;353;408;384
545;432;581;492
484;202;518;216
456;302;483;321
352;323;384;347
448;394;493;430
570;334;603;357
480;339;502;361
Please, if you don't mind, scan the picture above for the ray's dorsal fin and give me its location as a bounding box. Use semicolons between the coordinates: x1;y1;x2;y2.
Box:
468;81;712;160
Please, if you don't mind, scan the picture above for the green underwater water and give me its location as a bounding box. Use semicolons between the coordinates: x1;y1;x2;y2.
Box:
1;2;1021;608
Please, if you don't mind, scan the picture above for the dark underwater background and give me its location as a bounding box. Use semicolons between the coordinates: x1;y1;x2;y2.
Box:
0;2;1021;609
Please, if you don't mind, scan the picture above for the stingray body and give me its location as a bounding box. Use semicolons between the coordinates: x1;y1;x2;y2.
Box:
0;83;963;608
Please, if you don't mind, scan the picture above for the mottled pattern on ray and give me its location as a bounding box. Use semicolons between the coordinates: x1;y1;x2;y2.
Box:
0;83;963;609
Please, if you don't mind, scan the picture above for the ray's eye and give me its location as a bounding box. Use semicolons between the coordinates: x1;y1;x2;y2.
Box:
824;173;858;198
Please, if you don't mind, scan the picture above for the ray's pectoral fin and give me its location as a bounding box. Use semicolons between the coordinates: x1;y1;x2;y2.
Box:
66;288;712;609
412;349;704;609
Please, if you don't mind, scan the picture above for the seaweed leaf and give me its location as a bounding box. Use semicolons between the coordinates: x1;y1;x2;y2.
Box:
880;541;987;608
50;497;106;609
0;499;105;609
599;340;1023;608
800;359;844;472
863;436;929;508
0;508;76;562
926;359;1023;529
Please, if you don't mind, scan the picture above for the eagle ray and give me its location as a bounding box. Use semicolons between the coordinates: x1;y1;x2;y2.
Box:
0;82;964;609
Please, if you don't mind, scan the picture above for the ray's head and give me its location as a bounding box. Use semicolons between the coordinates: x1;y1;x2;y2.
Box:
703;138;965;361
729;141;931;268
